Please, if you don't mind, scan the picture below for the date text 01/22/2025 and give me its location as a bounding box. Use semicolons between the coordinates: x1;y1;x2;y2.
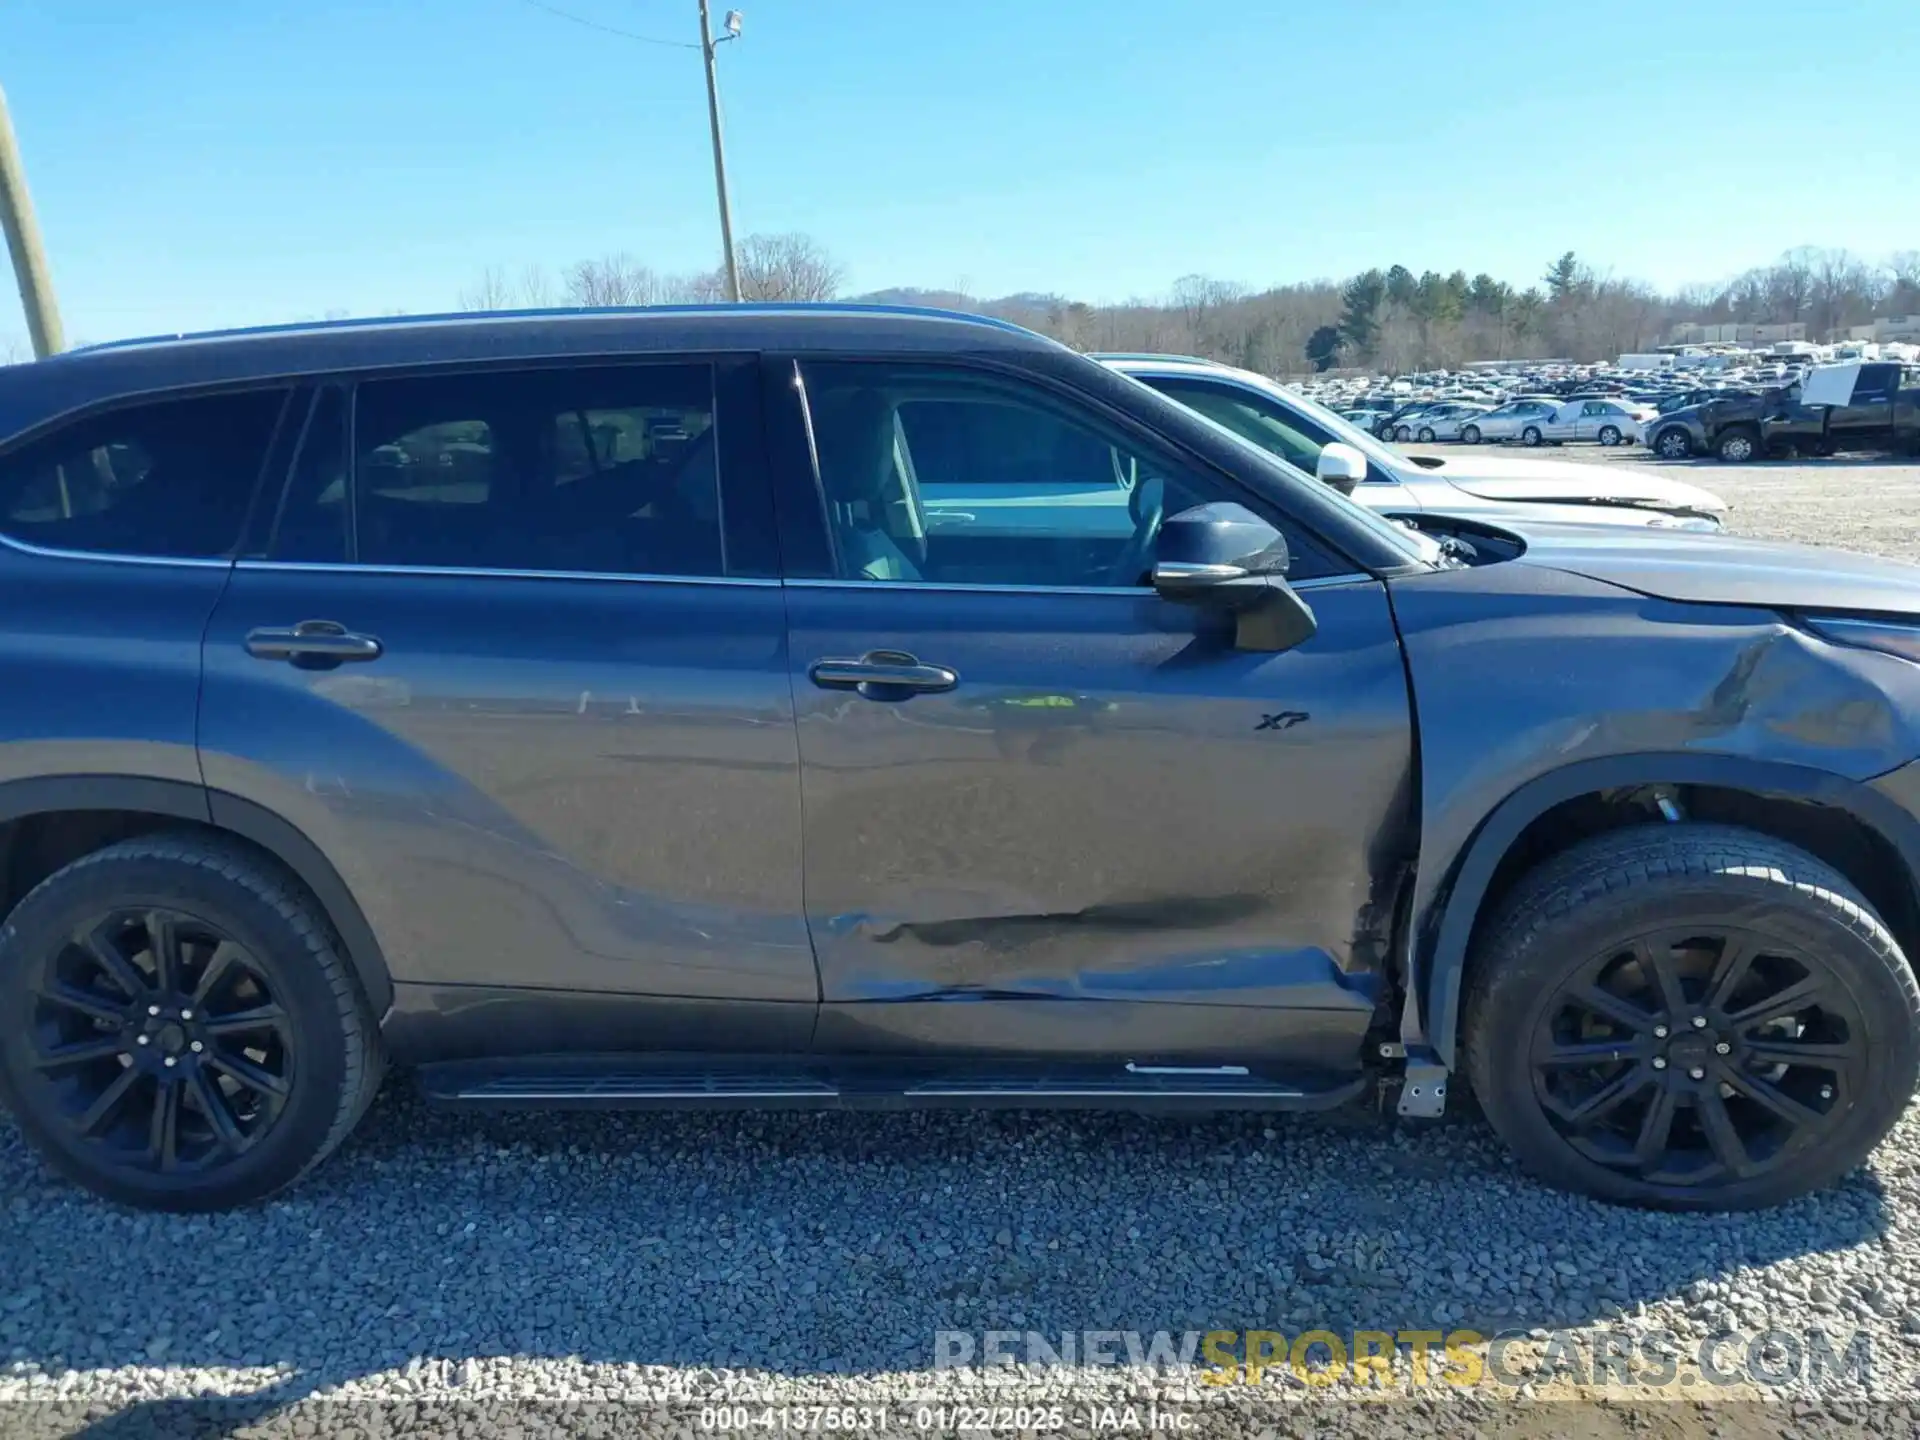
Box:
698;1405;1192;1432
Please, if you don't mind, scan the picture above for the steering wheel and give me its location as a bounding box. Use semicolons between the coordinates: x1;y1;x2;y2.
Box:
1104;474;1165;587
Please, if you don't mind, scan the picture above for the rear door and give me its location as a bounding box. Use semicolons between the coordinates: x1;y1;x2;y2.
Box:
767;355;1414;1067
1827;363;1901;451
199;357;815;1057
0;386;294;794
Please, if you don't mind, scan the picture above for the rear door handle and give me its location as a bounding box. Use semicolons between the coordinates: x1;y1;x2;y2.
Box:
809;649;958;695
245;620;384;664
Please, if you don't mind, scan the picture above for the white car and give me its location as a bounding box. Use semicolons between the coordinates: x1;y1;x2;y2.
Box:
1457;398;1559;444
1099;356;1729;530
1527;399;1656;447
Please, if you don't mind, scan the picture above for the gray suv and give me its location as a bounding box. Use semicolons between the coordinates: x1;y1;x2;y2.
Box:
3;305;1920;1214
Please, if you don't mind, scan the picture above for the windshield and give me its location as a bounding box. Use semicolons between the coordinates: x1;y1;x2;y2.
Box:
1143;388;1439;567
1141;369;1408;476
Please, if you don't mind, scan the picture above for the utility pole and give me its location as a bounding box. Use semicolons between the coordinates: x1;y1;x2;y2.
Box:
698;3;742;303
0;82;64;357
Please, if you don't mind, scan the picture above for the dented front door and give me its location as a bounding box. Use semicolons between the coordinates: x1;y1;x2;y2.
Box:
787;579;1416;1065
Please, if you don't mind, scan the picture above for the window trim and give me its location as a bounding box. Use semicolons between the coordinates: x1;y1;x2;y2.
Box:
233;558;778;587
247;354;759;582
0;381;298;567
770;351;1355;586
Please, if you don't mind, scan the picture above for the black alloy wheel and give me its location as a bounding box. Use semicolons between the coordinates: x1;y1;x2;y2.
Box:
26;908;294;1175
0;835;382;1210
1529;927;1863;1187
1465;824;1920;1210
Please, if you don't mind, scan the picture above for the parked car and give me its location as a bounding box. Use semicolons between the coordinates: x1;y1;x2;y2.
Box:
1758;362;1920;459
1400;403;1495;443
1656;387;1759;415
1373;401;1437;438
1525;399;1656;447
1459;398;1559;444
1101;356;1728;530
1645;388;1797;461
7;306;1904;1219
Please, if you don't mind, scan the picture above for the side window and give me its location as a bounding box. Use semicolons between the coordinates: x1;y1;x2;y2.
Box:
0;388;287;558
801;361;1260;589
267;364;723;576
1854;364;1897;399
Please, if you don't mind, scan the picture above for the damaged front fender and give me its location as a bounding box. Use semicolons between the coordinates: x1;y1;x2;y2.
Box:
1391;559;1920;1070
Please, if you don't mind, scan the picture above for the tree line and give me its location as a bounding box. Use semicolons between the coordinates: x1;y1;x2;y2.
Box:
7;238;1913;373
457;239;1919;378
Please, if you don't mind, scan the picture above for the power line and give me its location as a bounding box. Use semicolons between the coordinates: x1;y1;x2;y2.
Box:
512;0;698;48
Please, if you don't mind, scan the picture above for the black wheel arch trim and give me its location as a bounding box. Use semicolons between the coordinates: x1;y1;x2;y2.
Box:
0;775;394;1018
1419;752;1920;1071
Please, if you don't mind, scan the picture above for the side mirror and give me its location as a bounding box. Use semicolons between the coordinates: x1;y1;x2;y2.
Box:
1150;503;1318;654
1315;442;1368;494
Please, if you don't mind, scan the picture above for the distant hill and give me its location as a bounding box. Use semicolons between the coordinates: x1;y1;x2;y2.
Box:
848;287;1069;319
846;287;977;310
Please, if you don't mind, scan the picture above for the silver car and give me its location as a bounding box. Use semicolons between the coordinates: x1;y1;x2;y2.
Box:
1457;398;1559;444
1531;398;1656;447
1393;402;1485;442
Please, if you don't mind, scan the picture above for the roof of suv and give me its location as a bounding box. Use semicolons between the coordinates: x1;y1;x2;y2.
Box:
0;304;1063;441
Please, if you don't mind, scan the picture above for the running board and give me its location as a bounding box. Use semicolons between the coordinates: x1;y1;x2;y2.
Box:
417;1056;1371;1112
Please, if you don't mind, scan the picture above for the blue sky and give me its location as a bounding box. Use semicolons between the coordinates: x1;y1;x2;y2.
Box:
1;0;1914;347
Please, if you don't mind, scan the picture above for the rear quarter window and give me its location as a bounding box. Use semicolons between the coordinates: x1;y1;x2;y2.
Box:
0;388;289;559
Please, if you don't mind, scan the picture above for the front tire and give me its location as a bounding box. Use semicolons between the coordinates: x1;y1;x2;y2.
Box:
1715;427;1759;463
0;834;381;1211
1463;824;1920;1210
1654;427;1693;459
1460;424;1482;445
1521;425;1544;446
1393;425;1412;442
1416;426;1437;443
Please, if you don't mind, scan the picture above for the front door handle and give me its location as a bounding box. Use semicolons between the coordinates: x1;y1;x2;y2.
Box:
245;620;384;664
809;649;958;695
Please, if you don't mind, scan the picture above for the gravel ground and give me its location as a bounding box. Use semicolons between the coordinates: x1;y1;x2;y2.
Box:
6;451;1920;1438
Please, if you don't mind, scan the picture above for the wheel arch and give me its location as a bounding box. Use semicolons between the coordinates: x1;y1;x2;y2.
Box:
1419;753;1920;1070
0;775;394;1018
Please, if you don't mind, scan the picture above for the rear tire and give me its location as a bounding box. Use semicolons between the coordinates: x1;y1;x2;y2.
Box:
1598;424;1622;446
1460;424;1482;445
1715;427;1759;463
1463;824;1919;1210
0;834;381;1211
1521;425;1544;446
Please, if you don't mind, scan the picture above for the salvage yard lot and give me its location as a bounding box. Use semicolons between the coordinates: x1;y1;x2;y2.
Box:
5;454;1920;1436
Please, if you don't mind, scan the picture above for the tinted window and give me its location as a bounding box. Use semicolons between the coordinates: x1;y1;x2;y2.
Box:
268;387;350;562
270;364;723;576
0;389;287;558
1855;364;1898;398
802;361;1263;589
